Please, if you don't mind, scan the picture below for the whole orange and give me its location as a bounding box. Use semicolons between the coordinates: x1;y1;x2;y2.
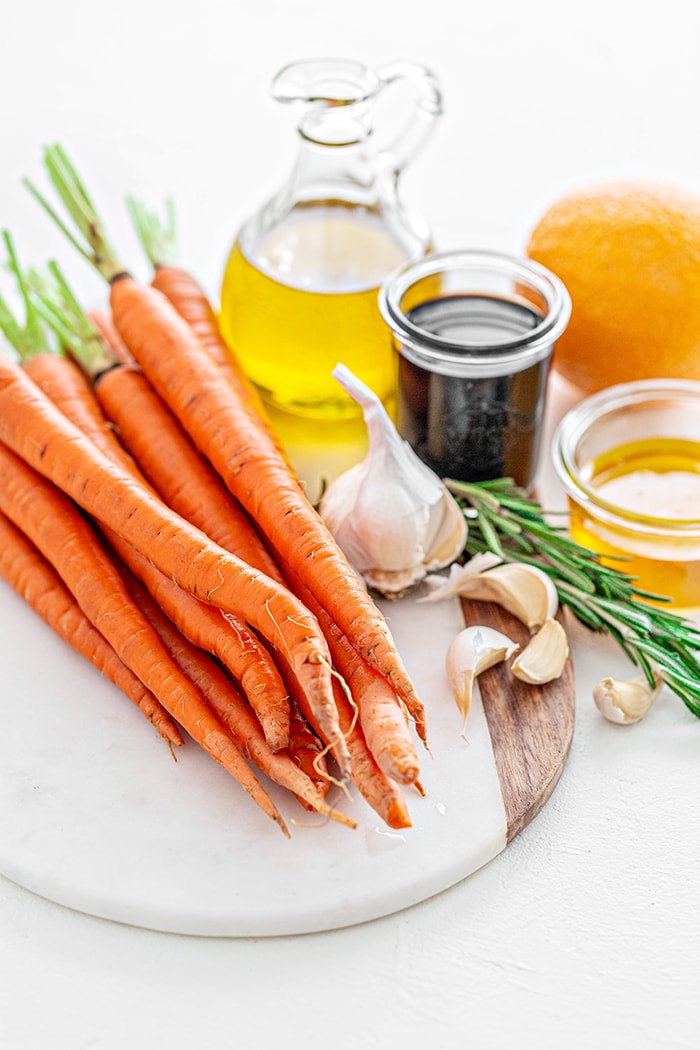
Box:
526;180;700;394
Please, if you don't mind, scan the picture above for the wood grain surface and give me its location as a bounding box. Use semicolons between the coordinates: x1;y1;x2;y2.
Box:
460;600;576;843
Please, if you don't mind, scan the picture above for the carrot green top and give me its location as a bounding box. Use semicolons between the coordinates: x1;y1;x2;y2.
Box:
0;229;114;380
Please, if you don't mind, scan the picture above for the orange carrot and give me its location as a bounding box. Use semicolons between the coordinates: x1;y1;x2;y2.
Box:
88;318;420;777
333;680;413;830
126;197;271;425
104;528;291;753
61;317;411;773
0;438;289;833
89;318;422;772
324;679;412;830
153;264;270;417
121;565;354;828
287;699;330;805
106;274;424;733
25;147;423;739
21;351;137;473
287;564;421;782
274;641;411;829
87;309;135;366
5;313;291;751
0;326;287;753
26;146;426;763
94;361;283;581
0;508;182;747
0;353;348;773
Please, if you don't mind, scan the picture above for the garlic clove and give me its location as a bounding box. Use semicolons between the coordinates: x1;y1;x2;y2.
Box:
446;625;519;733
421;559;557;631
472;563;559;631
319;364;467;597
423;487;469;570
510;617;569;684
593;671;664;725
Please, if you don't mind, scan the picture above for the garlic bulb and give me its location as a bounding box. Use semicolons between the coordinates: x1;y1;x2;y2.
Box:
510;617;569;684
422;559;558;632
446;625;519;734
319;364;467;597
593;671;664;725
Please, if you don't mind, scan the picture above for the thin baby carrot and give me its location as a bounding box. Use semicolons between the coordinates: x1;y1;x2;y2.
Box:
27;257;285;582
104;528;291;753
3;266;292;751
87;317;422;770
10;357;289;750
287;699;330;806
126;196;272;425
326;680;413;830
287;564;422;782
25;145;425;743
274;642;412;829
95;362;283;581
109;281;424;721
90;305;420;773
121;565;354;828
0;353;349;773
0;439;289;833
333;680;413;830
87;309;135;366
0;508;183;747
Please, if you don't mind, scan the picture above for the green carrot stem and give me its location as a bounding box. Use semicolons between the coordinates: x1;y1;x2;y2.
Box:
23;143;125;283
126;195;177;268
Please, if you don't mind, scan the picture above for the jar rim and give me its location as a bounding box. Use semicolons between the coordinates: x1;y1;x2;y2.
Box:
552;378;700;535
378;248;572;378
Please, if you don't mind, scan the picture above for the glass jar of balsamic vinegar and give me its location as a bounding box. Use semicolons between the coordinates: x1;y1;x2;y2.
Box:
379;250;571;491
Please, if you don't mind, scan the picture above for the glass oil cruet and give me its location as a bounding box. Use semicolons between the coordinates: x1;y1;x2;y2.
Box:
219;57;442;423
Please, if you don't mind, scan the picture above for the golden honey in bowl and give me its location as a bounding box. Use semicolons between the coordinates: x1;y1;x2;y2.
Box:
554;382;700;611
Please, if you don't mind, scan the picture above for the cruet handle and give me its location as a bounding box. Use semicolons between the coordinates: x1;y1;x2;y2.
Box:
375;62;443;175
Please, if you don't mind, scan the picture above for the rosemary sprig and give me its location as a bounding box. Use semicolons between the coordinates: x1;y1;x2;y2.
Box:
446;477;700;719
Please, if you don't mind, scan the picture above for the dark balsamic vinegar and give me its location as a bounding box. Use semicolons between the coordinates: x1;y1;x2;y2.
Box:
397;295;550;489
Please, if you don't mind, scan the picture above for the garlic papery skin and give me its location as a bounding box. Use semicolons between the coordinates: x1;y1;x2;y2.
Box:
422;560;558;632
421;553;504;597
593;671;664;725
318;364;467;597
446;625;519;734
510;617;569;684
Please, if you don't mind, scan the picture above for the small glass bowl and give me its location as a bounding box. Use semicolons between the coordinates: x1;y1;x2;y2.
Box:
552;379;700;611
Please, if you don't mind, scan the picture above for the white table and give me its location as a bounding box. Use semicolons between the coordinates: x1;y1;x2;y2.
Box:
1;3;699;1047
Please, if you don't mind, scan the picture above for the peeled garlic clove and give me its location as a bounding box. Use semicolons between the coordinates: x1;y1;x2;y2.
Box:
319;364;467;597
446;625;519;733
511;617;568;684
593;671;663;725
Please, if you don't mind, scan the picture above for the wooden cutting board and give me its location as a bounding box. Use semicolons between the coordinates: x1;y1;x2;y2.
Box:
461;599;576;844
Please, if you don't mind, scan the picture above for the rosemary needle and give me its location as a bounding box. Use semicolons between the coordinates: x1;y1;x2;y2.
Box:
446;477;700;719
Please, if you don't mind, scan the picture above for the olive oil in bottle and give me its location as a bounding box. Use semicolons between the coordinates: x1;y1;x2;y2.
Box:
220;203;408;420
219;58;442;446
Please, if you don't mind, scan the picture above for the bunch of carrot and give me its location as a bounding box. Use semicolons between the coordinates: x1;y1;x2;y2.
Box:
0;145;426;837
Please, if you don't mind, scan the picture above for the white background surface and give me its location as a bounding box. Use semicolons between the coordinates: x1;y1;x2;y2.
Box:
1;2;699;1048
